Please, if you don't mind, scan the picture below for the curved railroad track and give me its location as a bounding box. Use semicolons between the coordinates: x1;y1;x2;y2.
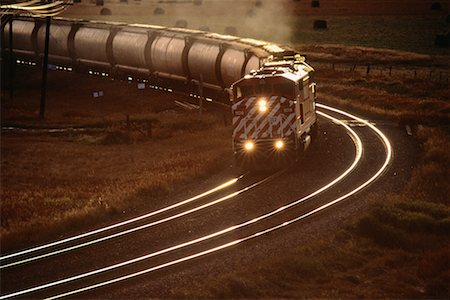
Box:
0;103;392;299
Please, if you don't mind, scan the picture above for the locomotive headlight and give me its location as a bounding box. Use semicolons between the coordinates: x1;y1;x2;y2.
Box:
244;141;255;151
258;99;267;112
274;140;284;150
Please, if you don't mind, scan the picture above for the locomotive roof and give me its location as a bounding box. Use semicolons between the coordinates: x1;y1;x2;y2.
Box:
235;60;310;85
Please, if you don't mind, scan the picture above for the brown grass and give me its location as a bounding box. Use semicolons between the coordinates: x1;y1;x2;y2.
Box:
0;67;231;249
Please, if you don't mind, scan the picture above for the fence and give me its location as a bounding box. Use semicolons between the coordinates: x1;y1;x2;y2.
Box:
313;62;450;83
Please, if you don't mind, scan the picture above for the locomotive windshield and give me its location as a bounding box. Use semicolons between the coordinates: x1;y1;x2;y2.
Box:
234;78;295;100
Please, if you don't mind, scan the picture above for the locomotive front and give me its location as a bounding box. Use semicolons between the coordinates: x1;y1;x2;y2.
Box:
231;54;317;169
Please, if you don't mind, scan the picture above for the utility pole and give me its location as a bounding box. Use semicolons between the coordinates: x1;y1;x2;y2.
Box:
9;17;14;101
199;74;203;118
39;16;50;119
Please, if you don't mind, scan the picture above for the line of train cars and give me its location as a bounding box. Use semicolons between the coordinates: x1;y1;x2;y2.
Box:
1;16;317;168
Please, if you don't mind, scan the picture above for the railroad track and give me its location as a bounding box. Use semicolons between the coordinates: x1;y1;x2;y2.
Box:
0;103;392;299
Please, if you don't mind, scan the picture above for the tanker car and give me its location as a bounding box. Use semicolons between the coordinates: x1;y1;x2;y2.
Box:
1;16;317;168
1;16;287;99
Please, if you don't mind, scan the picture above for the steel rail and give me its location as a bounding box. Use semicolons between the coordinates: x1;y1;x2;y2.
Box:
0;176;244;263
44;104;391;300
0;173;281;270
0;105;368;299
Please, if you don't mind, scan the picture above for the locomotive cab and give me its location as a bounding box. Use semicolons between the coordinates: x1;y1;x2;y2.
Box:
231;56;317;169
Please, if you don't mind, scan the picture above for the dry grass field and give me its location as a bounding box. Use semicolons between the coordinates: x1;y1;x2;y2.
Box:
1;68;231;249
63;0;450;54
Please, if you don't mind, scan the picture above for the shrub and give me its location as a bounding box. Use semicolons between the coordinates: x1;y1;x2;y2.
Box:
357;214;409;248
311;0;320;8
175;19;188;28
224;26;237;36
199;25;210;32
434;33;449;48
100;8;111;15
153;7;165;15
313;20;327;29
96;0;103;6
431;2;441;10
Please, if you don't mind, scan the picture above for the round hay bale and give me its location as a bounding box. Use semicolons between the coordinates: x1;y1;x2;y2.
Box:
100;7;111;15
255;0;262;7
431;2;441;10
153;7;165;15
313;19;327;29
95;0;104;6
175;19;188;28
193;0;202;5
199;25;210;31
311;0;320;8
224;26;238;36
434;33;449;48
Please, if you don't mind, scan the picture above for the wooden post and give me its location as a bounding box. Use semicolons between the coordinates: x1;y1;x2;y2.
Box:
389;66;392;76
366;65;370;76
8;18;14;101
39;16;51;119
199;74;204;118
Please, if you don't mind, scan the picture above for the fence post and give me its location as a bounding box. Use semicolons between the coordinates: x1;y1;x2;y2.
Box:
389;66;392;76
366;65;370;76
199;74;204;118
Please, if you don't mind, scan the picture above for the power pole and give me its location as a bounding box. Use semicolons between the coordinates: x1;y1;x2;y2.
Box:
199;74;203;118
9;17;14;101
39;16;50;119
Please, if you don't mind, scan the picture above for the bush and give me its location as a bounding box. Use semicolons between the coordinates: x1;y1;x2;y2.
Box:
313;20;327;29
311;0;320;8
175;19;188;28
431;2;441;10
434;33;449;48
199;25;210;32
96;0;104;6
153;7;165;15
224;26;238;36
100;8;111;15
357;215;409;248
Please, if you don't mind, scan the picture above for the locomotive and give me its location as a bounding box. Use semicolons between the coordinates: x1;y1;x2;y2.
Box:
1;16;317;168
231;52;317;169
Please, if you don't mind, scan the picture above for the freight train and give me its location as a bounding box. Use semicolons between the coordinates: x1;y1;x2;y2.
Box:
1;16;317;168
